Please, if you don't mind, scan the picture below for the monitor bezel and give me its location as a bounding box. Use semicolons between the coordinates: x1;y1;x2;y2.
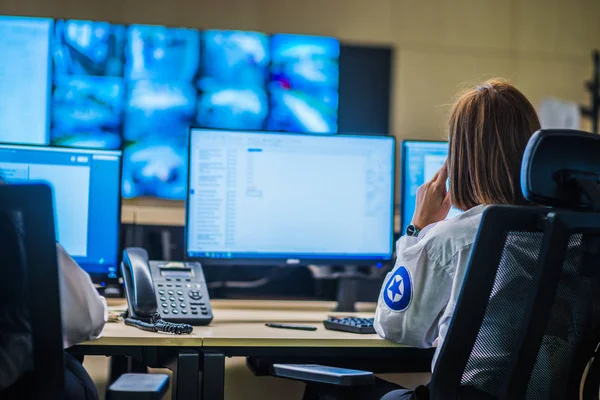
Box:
0;142;123;285
185;127;396;266
399;139;448;235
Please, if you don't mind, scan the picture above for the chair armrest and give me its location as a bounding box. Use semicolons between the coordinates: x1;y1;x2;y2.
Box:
108;373;169;400
272;364;374;387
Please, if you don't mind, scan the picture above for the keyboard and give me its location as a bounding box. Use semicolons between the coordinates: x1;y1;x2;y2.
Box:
323;316;376;334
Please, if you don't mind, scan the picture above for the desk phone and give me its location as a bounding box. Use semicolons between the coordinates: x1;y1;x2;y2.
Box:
122;248;213;328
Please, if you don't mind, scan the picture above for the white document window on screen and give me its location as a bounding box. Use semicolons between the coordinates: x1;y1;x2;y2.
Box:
539;98;581;130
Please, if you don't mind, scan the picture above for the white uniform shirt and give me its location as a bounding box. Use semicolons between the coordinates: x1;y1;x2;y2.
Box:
374;205;485;370
0;244;107;390
57;243;108;348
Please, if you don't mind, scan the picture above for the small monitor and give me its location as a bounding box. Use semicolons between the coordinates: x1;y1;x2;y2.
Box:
186;129;395;265
0;144;122;283
400;140;461;235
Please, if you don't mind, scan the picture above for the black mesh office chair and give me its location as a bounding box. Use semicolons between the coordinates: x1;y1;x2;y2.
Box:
272;129;600;399
0;183;168;400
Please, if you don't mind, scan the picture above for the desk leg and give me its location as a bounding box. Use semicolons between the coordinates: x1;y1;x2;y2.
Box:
200;351;225;400
109;355;147;384
109;356;128;384
131;357;147;373
170;349;200;400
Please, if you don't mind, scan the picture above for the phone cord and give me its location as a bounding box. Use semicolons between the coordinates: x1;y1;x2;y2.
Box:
124;312;193;335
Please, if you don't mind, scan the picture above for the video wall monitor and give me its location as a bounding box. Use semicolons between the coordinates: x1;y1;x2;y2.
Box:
400;140;461;235
0;144;122;284
51;19;125;150
186;128;395;265
197;30;270;130
121;25;201;200
0;16;53;145
267;34;340;134
0;16;346;200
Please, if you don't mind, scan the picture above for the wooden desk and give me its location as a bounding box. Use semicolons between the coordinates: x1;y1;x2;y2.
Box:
90;317;400;348
74;300;433;400
93;300;383;347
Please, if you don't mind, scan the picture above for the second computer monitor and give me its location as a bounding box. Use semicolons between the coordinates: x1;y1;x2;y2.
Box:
401;140;461;235
186;129;395;265
0;144;122;283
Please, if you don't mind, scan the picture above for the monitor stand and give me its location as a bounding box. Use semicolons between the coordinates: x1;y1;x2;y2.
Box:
335;272;363;312
309;265;377;313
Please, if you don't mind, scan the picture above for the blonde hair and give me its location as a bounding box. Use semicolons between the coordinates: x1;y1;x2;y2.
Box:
448;79;541;210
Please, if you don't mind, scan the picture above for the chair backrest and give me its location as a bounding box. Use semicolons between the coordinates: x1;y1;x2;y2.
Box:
0;183;64;399
429;129;600;400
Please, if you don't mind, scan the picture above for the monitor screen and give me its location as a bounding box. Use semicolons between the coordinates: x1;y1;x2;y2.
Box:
51;19;125;150
0;16;53;145
121;24;200;200
197;30;269;130
401;141;461;235
186;129;395;264
0;145;122;282
267;34;339;134
0;15;345;201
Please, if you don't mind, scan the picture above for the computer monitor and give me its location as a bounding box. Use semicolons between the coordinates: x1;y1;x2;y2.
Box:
0;16;53;145
186;129;395;265
0;144;122;283
400;140;461;235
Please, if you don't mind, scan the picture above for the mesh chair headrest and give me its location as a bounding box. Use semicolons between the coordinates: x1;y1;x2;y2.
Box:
521;129;600;210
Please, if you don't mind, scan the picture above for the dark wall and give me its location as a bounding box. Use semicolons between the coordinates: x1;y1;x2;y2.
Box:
338;45;393;135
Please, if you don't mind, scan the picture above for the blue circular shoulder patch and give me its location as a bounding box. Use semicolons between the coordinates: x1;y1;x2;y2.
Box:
383;266;413;312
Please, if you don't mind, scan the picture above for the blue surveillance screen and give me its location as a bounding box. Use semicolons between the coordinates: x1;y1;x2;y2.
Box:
197;30;270;130
0;16;347;201
0;144;122;282
51;19;125;150
52;19;125;77
186;129;395;264
401;141;462;235
267;34;340;134
124;24;200;81
51;75;124;150
200;30;269;87
122;25;201;200
122;81;195;199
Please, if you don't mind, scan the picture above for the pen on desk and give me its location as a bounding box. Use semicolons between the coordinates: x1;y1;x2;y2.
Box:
265;323;317;331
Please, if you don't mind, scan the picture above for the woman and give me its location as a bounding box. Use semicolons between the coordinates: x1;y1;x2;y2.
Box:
0;175;107;399
374;79;541;399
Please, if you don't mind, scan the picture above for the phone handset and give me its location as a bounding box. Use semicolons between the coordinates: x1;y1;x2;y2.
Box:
121;247;193;334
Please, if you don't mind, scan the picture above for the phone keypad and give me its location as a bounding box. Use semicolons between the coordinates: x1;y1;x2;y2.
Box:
157;285;210;317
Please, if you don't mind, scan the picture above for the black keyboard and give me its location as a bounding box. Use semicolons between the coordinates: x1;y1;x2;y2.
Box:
323;316;376;334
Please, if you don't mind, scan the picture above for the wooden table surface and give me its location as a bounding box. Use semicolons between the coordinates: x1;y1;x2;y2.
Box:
88;299;403;348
